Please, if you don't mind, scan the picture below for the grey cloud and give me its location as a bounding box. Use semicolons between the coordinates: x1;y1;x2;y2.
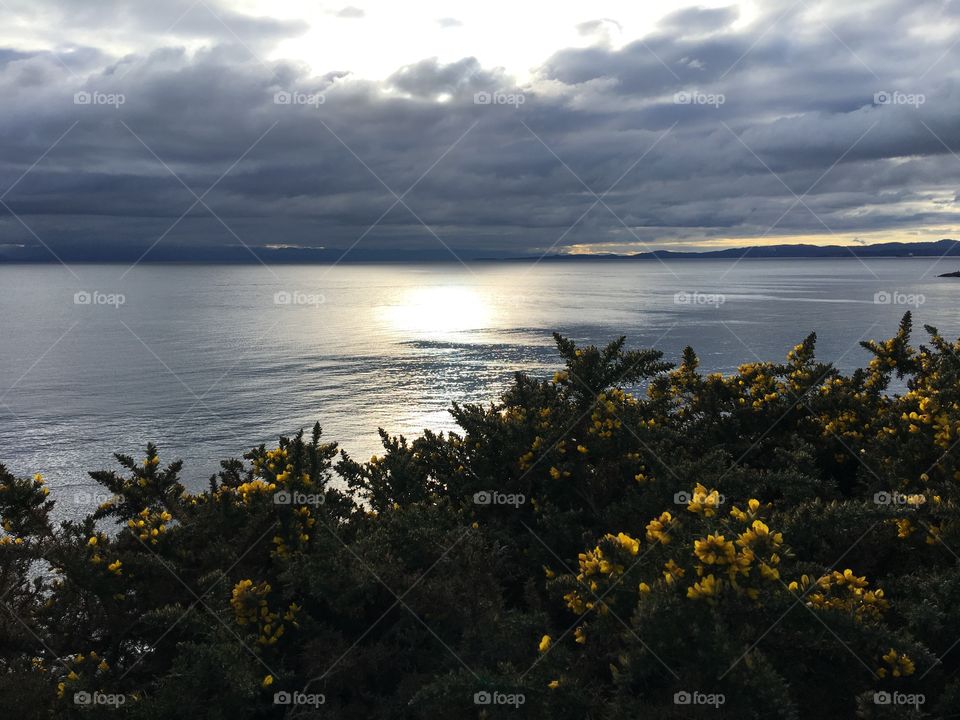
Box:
658;5;740;34
335;6;365;18
387;57;505;99
2;0;308;51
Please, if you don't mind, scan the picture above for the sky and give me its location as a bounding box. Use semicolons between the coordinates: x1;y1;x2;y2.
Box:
1;0;959;261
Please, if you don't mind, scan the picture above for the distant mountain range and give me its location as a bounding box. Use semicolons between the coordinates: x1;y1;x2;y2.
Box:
501;239;960;261
2;238;959;263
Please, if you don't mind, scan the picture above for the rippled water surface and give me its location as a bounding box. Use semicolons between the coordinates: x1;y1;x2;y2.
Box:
2;258;959;518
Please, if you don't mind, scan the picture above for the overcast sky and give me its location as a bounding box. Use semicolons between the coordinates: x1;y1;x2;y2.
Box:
1;0;959;261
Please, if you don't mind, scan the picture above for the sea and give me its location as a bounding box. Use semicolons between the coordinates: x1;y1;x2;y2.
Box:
2;257;958;520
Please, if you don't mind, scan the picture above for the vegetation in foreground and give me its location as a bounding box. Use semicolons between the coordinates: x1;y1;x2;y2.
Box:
2;313;960;718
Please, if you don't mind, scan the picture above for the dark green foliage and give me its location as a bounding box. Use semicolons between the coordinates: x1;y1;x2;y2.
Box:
1;313;959;718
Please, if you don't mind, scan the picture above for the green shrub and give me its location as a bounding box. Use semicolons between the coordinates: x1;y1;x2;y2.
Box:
1;313;958;718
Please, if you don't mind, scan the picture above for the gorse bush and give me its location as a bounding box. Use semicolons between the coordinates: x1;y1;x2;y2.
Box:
2;312;960;718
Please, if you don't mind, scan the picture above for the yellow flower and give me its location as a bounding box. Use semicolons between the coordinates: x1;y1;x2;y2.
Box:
694;534;736;565
262;675;274;688
877;649;915;677
687;483;722;517
538;634;552;653
737;520;783;551
615;532;640;556
687;574;720;600
574;627;586;644
663;559;685;584
759;563;780;581
547;679;560;689
638;582;651;594
645;512;673;544
896;518;914;539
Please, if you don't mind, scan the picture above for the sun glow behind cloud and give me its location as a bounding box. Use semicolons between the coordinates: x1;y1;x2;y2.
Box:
204;0;750;83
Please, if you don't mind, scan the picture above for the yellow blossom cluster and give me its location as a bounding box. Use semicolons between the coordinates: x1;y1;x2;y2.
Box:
230;579;301;646
126;507;172;545
587;391;628;439
562;532;639;615
686;483;722;517
793;569;888;621
877;648;915;678
55;650;111;699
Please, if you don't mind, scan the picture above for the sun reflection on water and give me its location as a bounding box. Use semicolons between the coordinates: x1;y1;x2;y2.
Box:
383;285;494;336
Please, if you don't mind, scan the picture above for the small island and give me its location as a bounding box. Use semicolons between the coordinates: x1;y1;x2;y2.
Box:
938;270;960;277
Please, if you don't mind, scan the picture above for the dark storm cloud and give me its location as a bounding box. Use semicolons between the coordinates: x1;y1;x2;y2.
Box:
1;0;960;262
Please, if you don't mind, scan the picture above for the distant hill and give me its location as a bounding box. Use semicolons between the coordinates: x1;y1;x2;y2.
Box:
504;239;960;261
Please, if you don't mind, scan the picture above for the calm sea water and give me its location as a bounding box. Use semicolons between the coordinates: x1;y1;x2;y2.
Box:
2;258;959;519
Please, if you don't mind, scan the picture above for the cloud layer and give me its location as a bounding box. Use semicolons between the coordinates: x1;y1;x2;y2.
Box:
1;0;959;261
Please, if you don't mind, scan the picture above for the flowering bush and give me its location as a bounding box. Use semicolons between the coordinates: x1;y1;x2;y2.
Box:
1;313;959;717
